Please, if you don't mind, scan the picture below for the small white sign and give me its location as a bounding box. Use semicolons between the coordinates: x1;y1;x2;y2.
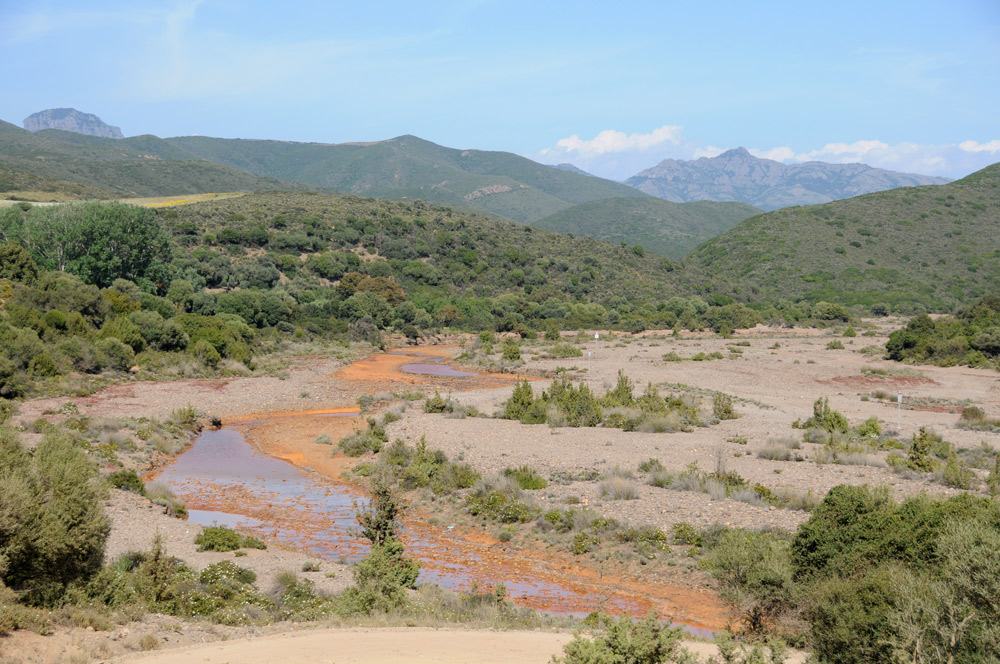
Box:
897;392;903;404
595;333;600;340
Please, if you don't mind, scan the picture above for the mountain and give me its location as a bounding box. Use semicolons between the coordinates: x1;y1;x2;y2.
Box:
0;120;312;197
23;108;124;139
626;148;951;211
531;197;761;260
128;134;647;223
554;163;595;177
686;163;1000;310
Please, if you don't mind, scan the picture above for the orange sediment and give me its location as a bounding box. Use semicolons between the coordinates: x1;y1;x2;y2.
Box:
158;346;729;630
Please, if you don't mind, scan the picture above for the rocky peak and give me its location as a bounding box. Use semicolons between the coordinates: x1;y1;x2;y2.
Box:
23;108;123;139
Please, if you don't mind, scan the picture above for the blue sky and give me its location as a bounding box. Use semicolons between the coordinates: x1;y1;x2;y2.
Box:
1;0;998;180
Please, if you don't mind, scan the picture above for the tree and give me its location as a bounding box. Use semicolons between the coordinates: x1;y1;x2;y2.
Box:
0;243;37;283
16;203;170;288
0;426;109;605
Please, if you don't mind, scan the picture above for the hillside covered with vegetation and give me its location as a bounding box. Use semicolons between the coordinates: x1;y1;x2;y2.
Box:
687;164;1000;311
0;193;745;399
0;121;311;197
0;166;117;201
532;197;761;259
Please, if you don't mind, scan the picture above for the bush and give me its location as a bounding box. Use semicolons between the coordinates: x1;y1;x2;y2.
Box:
466;478;536;523
702;529;793;635
422;392;449;413
190;338;221;369
0;427;110;605
502;465;548;490
795;397;849;434
106;469;145;494
194;526;266;552
554;613;686;664
713;392;737;420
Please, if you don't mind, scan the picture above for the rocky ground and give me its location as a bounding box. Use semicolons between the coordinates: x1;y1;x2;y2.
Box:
4;321;997;663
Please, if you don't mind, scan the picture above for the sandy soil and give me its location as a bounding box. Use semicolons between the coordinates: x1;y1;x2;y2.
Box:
6;325;997;663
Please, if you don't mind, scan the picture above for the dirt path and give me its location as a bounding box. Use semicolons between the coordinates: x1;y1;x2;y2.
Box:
108;628;576;664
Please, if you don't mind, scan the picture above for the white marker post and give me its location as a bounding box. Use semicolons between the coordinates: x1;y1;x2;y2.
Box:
589;333;598;372
898;391;902;428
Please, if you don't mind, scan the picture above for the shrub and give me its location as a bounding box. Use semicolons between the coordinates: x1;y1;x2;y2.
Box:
502;341;521;362
598;477;639;500
194;526;266;552
702;529;793;634
796;397;849;434
546;343;582;358
826;340;845;350
422;392;449;413
554;613;686;664
637;458;664;473
671;522;702;546
107;469;145;494
808;566;899;664
466;478;536;523
502;465;548;490
713;393;737;420
906;426;937;472
96;337;135;371
0;400;13;425
0;427;110;605
190;338;221;369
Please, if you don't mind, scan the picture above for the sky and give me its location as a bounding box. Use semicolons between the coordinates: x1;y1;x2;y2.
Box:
1;0;998;181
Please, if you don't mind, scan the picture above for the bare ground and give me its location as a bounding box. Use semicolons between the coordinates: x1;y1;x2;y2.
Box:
5;323;997;663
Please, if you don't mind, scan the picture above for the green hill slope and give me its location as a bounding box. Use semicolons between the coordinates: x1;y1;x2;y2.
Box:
531;197;761;259
0;121;311;196
687;163;1000;311
0;165;117;200
155;134;648;223
159;191;697;307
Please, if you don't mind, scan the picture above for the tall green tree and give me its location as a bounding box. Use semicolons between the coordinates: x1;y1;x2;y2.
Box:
12;202;170;289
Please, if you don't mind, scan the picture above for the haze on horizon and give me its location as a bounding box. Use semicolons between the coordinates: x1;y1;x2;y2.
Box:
1;0;997;181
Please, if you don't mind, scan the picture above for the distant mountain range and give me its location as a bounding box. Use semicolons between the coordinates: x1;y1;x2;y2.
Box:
23;108;123;139
625;148;951;211
1;118;760;259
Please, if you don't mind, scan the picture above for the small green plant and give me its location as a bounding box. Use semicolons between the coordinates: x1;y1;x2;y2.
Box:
502;340;522;362
106;469;145;495
795;397;849;434
672;522;702;546
638;458;665;473
826;340;845;350
713;393;737;420
422;392;449;413
502;465;548;490
906;426;937;472
195;526;266;552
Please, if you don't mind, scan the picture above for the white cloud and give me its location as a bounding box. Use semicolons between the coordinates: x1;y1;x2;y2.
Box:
693;145;726;159
545;125;684;156
959;140;1000;153
749;146;795;162
532;125;703;180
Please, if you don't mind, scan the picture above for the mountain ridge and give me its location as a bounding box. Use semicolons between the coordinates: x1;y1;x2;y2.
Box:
626;147;951;210
23;108;123;139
